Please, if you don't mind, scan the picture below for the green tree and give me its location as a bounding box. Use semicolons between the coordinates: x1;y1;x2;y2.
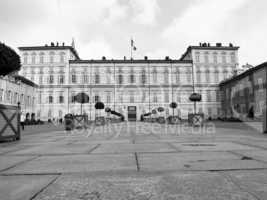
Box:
0;42;21;76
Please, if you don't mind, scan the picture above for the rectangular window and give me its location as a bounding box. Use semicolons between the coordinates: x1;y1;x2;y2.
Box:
164;92;169;102
130;74;135;84
118;74;123;84
83;75;88;84
129;91;134;103
71;94;75;103
59;75;64;84
222;55;226;63
95;74;100;84
49;75;54;84
141;91;146;102
59;96;64;103
72;74;76;83
195;53;200;62
0;89;3;102
106;92;111;103
152;72;157;83
141;73;146;84
153;92;157;103
206;90;212;102
39;76;43;85
49;96;53;103
213;55;218;63
204;54;209;63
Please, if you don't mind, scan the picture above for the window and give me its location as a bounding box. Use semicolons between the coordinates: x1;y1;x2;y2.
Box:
130;74;135;84
196;71;201;83
223;70;228;79
208;107;212;116
0;89;3;102
214;69;219;82
153;92;157;103
222;53;226;63
59;110;63;118
118;74;123;84
230;53;235;63
39;76;43;85
206;90;212;102
186;69;191;83
129;91;134;103
177;94;181;102
175;69;180;84
60;52;65;63
95;74;100;84
72;74;76;83
48;96;53;103
141;71;146;84
164;92;169;102
49;75;54;84
213;53;218;63
106;92;111;103
71;93;75;103
83;74;88;84
95;95;100;102
141;91;146;102
49;52;54;63
23;53;28;64
152;68;157;83
195;52;200;62
59;96;64;103
204;53;209;63
39;53;44;63
48;109;52;118
38;93;42;104
205;69;210;83
59;75;64;84
31;53;36;64
164;70;169;84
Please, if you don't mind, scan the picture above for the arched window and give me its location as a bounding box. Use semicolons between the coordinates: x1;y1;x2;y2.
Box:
186;68;192;83
39;52;44;63
31;52;36;64
48;95;53;103
205;69;210;83
196;70;201;83
60;52;65;63
223;69;228;79
23;53;28;64
49;51;55;63
213;52;218;63
175;68;180;84
214;68;220;82
152;68;157;83
164;69;169;83
141;70;146;84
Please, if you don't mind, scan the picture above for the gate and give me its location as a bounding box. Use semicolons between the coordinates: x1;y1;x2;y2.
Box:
128;106;137;121
0;104;20;141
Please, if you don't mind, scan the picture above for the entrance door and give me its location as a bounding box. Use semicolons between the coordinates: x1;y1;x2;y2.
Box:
128;106;137;121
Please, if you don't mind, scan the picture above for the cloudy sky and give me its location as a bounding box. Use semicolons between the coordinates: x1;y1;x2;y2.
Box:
0;0;266;66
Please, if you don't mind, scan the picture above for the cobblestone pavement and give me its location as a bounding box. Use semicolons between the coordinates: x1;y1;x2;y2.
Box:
0;121;267;200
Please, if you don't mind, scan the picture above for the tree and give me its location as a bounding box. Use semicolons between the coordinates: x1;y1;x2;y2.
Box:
169;102;177;116
0;42;21;76
74;92;89;115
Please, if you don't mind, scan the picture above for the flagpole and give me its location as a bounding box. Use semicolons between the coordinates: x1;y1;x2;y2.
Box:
130;38;133;59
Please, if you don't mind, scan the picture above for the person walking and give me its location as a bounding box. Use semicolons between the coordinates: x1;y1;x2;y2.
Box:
20;112;25;130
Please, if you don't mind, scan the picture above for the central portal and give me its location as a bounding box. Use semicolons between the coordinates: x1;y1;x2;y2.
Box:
128;106;137;121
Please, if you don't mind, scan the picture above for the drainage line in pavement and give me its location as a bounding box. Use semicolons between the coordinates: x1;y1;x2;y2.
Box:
87;144;101;154
135;152;140;171
30;175;60;200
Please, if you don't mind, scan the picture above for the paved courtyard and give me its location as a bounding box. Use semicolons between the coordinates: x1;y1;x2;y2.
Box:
0;121;267;200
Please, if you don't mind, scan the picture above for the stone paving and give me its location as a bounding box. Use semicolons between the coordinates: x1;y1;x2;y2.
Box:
0;121;267;199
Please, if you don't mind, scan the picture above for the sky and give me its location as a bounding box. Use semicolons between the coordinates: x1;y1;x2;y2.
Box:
0;0;266;66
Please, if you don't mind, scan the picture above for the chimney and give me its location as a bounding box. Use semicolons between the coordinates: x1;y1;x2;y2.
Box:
56;42;59;46
216;43;222;47
62;42;65;46
165;56;169;60
123;56;126;60
144;56;148;60
51;42;54;46
102;56;106;60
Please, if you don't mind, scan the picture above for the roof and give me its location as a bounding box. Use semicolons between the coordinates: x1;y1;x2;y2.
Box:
179;44;239;61
13;75;38;87
70;59;192;64
219;62;267;86
18;45;80;60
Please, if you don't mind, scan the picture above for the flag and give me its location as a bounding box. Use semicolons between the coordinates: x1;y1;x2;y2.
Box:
131;38;137;51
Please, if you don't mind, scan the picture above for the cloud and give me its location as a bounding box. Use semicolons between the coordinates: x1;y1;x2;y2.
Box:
163;0;247;42
130;0;160;25
79;38;116;59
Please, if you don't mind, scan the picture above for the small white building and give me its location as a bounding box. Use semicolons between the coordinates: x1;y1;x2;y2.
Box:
0;74;37;119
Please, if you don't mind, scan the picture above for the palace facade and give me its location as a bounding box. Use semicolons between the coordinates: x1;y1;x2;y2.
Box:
18;42;239;121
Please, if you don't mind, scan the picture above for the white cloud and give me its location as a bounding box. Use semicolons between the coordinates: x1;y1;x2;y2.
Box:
163;0;247;42
130;0;159;25
79;38;116;59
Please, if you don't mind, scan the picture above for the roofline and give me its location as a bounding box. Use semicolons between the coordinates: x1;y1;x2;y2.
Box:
70;59;192;64
219;62;267;86
179;46;240;61
18;46;80;60
13;75;38;87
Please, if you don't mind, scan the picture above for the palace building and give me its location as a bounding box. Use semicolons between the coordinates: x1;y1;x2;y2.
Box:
18;42;239;121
